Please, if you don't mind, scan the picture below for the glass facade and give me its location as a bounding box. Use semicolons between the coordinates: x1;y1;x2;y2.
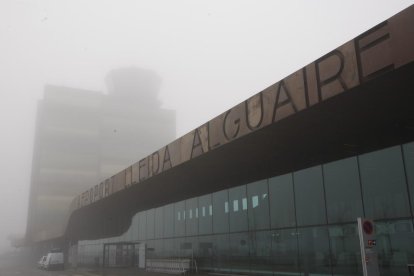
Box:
359;146;411;220
294;166;327;226
78;142;414;275
324;157;364;224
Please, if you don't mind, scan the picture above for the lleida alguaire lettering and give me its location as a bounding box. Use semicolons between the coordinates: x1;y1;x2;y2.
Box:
72;11;414;211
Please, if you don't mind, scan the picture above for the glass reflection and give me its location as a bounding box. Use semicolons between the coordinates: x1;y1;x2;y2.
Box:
229;232;250;274
271;228;300;275
294;166;327;226
329;224;362;275
297;226;331;275
376;220;414;276
359;146;410;219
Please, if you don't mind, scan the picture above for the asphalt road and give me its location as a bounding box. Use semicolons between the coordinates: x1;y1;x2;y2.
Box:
0;252;104;276
0;252;207;276
0;252;90;276
0;266;95;276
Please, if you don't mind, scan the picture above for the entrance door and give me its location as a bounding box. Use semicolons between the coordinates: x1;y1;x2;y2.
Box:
103;242;139;268
138;243;146;269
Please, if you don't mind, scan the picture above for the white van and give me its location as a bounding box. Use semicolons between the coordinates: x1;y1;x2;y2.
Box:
43;251;64;270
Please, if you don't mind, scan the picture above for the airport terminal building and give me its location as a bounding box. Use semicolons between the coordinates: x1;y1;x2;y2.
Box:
31;6;414;276
76;142;414;276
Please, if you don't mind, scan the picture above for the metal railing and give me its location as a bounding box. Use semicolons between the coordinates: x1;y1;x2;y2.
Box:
146;258;191;274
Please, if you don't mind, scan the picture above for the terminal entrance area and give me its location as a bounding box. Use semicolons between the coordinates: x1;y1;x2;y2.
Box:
103;242;143;268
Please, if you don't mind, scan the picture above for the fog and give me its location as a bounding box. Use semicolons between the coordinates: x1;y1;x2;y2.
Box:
0;0;412;254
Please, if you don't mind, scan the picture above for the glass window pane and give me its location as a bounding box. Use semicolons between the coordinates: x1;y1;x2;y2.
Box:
162;238;174;257
152;239;163;259
271;228;300;275
213;190;230;234
359;146;410;219
376;219;414;276
247;179;270;230
183;236;198;258
198;234;231;273
229;232;250;274
229;185;248;232
146;208;155;240
132;213;139;241
294;166;327;226
146;240;155;259
233;200;239;212
403;142;414;214
329;224;362;275
138;211;146;241
297;226;331;275
249;231;273;275
324;157;364;223
198;235;215;271
269;173;296;228
198;194;212;235
163;203;174;238
186;197;198;236
215;234;230;273
252;196;259;208
170;238;182;258
154;207;163;239
174;201;185;237
242;198;247;210
169;237;183;258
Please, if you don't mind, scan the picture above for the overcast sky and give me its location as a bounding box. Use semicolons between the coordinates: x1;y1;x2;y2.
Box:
0;0;412;253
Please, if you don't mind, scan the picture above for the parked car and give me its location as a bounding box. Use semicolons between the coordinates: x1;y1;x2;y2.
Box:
43;251;64;270
37;255;47;269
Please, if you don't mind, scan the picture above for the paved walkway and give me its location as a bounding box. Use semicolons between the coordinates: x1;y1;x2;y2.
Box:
73;267;210;276
0;253;208;276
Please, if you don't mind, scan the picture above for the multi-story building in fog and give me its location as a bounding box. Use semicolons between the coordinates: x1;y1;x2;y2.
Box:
26;68;175;244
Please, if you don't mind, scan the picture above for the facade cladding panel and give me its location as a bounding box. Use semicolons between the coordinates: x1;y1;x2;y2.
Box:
78;142;414;276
